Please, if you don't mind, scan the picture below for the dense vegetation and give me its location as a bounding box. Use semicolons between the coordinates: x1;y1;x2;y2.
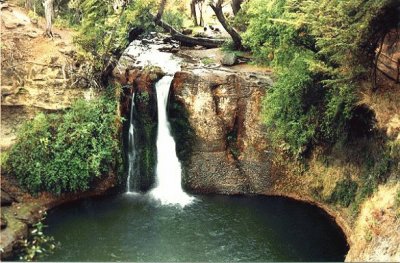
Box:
12;0;399;208
240;0;399;156
5;97;121;195
73;0;157;71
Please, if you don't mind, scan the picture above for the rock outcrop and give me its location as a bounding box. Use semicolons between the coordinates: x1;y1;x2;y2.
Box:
1;4;93;152
115;66;165;191
169;69;274;194
0;5;113;259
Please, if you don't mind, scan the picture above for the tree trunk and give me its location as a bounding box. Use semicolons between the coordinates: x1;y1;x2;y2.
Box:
231;0;243;15
25;0;34;10
43;0;54;37
198;1;204;27
190;0;198;26
210;0;243;50
154;0;225;48
154;18;225;48
156;0;167;21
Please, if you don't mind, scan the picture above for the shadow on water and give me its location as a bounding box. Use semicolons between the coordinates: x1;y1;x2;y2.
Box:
40;194;348;262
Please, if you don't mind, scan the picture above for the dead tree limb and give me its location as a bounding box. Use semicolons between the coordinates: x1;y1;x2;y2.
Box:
154;18;225;48
210;0;243;50
153;0;225;48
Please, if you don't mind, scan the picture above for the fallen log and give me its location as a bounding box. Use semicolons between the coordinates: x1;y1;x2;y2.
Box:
153;16;226;48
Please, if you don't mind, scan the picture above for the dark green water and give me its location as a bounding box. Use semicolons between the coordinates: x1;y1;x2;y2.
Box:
41;194;348;262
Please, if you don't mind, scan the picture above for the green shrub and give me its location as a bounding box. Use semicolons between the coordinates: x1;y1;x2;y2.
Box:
75;0;157;71
262;55;321;155
330;178;358;207
242;0;397;155
163;10;184;30
7;97;120;195
17;214;57;261
356;150;393;205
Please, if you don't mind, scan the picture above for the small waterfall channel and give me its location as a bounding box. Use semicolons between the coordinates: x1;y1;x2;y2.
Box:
123;40;193;206
126;92;137;194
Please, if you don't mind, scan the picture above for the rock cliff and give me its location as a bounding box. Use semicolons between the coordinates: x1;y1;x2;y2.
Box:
170;70;274;194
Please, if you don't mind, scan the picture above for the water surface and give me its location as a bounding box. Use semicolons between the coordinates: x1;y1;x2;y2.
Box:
42;194;348;262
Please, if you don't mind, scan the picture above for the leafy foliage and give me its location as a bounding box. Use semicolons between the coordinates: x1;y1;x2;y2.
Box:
330;179;358;207
17;215;57;261
7;97;120;195
163;10;184;30
262;56;320;154
242;0;398;155
74;0;157;71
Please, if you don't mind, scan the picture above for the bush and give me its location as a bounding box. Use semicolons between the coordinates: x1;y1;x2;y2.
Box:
6;97;120;195
242;0;398;155
75;0;157;71
163;10;184;30
262;55;321;155
330;179;358;207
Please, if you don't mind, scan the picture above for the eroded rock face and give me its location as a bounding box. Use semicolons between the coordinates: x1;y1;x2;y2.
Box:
1;5;94;152
170;70;274;194
116;67;164;191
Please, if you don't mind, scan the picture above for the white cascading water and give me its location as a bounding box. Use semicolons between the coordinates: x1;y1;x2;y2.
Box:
126;93;137;194
150;76;194;207
120;40;193;205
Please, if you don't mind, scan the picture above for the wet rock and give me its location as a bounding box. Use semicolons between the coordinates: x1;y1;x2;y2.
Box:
0;213;28;259
128;27;144;42
221;52;237;66
116;67;165;191
1;190;14;206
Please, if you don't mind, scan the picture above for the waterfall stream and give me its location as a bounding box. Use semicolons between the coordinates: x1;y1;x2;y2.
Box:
126;93;137;194
150;76;194;207
123;41;193;206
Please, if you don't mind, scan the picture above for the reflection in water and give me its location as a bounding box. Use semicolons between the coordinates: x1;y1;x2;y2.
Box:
42;195;348;262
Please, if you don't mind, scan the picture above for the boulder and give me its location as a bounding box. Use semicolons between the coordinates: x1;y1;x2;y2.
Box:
221;52;237;66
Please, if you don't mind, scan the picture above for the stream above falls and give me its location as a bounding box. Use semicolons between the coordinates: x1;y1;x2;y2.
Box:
40;194;348;262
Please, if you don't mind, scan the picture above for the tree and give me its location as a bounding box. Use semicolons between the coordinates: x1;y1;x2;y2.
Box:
153;0;225;48
209;0;243;50
231;0;243;15
190;0;198;26
43;0;54;37
190;0;205;27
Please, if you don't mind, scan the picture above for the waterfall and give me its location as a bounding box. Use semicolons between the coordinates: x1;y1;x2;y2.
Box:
122;41;193;205
126;93;138;194
150;76;194;207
